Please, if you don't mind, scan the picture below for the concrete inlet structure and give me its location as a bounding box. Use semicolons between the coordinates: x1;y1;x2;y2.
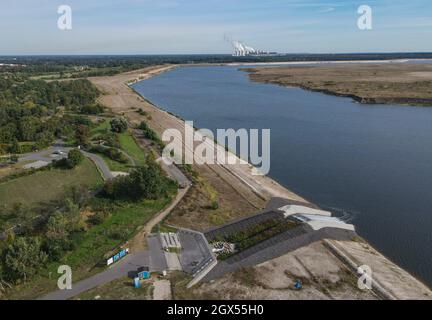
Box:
278;204;355;231
193;198;357;285
144;198;356;288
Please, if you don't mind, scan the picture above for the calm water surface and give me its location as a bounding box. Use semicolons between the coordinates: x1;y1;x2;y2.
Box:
133;66;432;286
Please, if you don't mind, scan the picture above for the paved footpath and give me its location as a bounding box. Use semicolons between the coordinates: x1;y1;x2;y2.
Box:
39;251;149;300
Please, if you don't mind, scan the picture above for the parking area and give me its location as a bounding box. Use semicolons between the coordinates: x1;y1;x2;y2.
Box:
143;230;216;278
178;229;214;276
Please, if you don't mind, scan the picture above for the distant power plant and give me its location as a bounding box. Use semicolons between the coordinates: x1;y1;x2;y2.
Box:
231;40;278;57
225;35;279;57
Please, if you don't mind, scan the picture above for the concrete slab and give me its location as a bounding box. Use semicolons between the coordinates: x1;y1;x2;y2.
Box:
165;252;182;271
178;230;213;275
23;160;49;169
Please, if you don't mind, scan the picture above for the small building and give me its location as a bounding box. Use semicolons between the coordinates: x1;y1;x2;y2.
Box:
137;266;151;279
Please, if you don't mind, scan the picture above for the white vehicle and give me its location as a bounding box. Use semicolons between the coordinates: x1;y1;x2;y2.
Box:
52;150;66;156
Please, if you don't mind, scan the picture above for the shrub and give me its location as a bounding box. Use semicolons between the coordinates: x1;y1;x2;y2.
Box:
89;145;128;163
138;121;159;141
2;237;48;282
137;108;148;116
110;118;128;133
106;148;128;163
209;200;219;210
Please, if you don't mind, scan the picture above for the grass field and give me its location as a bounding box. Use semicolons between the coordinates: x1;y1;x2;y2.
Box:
118;131;147;166
0;158;103;210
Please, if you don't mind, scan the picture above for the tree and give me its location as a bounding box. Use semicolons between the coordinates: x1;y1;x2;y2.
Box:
67;149;84;168
110;118;128;133
18;116;41;141
75;124;89;146
104;162;173;200
2;237;47;282
43;213;72;260
8;139;21;154
35;130;54;149
54;149;83;169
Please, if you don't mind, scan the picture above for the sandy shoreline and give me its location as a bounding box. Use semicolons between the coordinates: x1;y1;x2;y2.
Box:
89;65;432;299
227;58;432;66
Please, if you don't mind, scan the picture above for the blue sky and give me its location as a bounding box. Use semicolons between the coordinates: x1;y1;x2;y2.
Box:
1;0;432;54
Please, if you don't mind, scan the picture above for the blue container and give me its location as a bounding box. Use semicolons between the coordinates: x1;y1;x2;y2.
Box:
134;277;141;288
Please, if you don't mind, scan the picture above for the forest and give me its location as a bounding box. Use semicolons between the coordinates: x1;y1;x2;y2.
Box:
0;75;101;154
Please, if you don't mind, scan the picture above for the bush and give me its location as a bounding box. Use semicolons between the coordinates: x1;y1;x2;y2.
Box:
106;148;128;163
93;132;119;148
2;237;48;282
138;121;159;141
110;118;128;133
137;108;148;116
89;145;128;163
209;200;219;210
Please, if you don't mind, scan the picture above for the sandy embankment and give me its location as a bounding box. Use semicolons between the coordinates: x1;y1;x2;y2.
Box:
89;65;432;299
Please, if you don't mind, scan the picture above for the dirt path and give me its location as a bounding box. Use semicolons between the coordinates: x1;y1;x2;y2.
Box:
127;186;190;252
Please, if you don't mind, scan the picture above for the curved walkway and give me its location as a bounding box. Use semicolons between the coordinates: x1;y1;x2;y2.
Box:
80;150;113;180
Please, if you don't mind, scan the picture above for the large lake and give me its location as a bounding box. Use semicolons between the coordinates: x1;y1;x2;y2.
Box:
133;65;432;286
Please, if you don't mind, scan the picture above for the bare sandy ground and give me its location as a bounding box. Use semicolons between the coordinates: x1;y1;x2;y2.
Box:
153;280;172;300
89;65;432;299
245;63;432;106
192;242;377;300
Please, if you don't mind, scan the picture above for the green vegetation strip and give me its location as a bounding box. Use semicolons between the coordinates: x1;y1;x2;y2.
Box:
64;198;171;268
215;218;300;260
